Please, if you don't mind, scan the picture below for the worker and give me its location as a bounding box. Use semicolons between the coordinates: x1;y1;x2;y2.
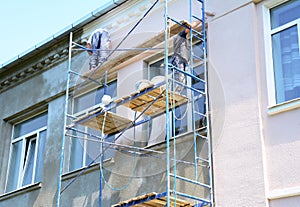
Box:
86;28;111;70
170;20;201;93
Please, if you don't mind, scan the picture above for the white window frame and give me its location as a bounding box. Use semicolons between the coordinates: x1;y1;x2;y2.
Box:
5;121;47;193
15;129;45;187
264;0;300;113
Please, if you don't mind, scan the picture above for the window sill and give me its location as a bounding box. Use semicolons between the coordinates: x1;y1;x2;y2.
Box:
267;98;300;115
0;182;42;201
62;158;115;181
268;186;300;200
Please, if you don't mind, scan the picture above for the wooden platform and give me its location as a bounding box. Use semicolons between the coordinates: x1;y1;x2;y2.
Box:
73;83;188;134
73;108;132;135
82;21;190;81
119;85;188;117
112;192;195;207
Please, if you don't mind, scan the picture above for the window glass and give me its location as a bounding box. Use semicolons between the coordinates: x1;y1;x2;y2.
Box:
13;113;48;139
103;135;115;160
73;81;117;113
22;138;36;186
105;81;117;98
35;130;47;182
6;140;22;192
69;125;84;171
272;26;300;103
193;64;206;128
149;58;165;80
173;104;188;135
270;0;300;29
270;0;300;103
85;128;101;165
74;90;98;113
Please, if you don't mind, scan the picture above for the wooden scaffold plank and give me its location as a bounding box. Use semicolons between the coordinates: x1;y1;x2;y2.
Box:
73;108;132;135
112;192;195;207
121;85;188;117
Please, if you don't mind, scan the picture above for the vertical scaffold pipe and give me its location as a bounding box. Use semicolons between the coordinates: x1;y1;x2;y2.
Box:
164;0;171;206
202;0;214;205
189;0;199;182
98;120;104;207
56;32;73;207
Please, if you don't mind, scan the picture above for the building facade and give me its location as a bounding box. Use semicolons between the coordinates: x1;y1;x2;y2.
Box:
0;0;299;207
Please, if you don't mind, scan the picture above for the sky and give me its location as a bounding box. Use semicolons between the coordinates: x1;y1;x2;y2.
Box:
0;0;111;65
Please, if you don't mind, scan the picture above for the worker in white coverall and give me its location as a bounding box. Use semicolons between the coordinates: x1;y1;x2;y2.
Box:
86;28;111;70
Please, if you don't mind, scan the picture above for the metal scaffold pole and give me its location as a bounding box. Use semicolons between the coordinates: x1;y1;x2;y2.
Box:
202;0;214;205
56;1;212;206
56;32;73;207
164;0;171;206
165;0;212;206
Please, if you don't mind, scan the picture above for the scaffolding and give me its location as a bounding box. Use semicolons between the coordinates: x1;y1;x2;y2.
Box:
57;0;212;206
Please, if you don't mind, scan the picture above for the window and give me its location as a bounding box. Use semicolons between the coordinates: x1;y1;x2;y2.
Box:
5;112;48;193
148;58;188;135
269;0;300;104
69;81;117;172
147;43;205;138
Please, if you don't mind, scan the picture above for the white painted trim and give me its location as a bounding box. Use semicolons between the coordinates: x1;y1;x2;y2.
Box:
268;186;300;200
82;126;88;167
262;4;276;106
254;3;271;206
12;127;46;143
267;97;300;115
33;134;39;183
298;21;300;56
0;182;42;201
18;137;26;188
264;0;289;8
270;19;299;34
20;138;36;187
